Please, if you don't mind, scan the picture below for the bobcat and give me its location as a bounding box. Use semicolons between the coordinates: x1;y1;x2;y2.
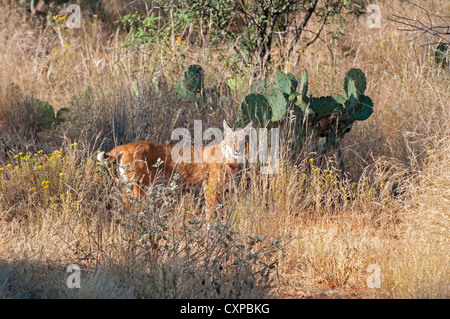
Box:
97;120;252;219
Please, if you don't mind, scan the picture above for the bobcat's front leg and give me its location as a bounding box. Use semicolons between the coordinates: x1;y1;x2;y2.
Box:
204;173;233;226
204;178;221;225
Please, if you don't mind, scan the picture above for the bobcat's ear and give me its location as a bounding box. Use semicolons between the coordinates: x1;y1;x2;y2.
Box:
244;121;253;133
223;120;232;134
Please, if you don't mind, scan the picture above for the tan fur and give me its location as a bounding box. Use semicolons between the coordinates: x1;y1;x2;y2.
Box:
99;121;252;219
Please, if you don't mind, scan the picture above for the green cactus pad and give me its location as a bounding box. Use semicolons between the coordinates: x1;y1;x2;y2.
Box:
345;79;358;110
174;79;196;101
183;64;204;93
274;72;298;95
241;93;271;127
353;95;373;121
289;92;300;103
344;68;367;98
35;100;55;129
309;96;340;122
292;93;310;113
299;69;309;98
268;89;287;122
331;94;346;106
329;94;347;118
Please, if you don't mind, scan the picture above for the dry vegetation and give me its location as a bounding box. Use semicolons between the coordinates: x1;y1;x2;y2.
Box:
0;0;448;299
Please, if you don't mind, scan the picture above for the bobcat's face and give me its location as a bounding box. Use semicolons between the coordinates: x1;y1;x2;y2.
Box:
221;120;252;163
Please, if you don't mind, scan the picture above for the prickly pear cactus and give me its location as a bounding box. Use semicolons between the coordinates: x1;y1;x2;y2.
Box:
330;94;346;106
273;72;298;96
174;65;204;102
345;79;358;110
241;93;271;127
308;96;342;123
183;64;204;93
239;67;373;155
268;89;287;122
299;69;308;98
353;95;373;121
344;68;367;98
35;100;55;129
174;78;196;101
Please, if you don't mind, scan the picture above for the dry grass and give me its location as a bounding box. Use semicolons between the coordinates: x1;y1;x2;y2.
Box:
0;0;448;299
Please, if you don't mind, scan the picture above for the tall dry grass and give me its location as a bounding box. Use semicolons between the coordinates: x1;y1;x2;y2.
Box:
0;0;448;298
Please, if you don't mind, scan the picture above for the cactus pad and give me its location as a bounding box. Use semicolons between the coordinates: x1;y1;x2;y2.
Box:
241;93;271;127
174;79;196;101
309;96;340;122
35;100;55;129
299;69;309;98
353;95;373;121
344;68;367;98
274;72;298;95
183;64;204;93
268;89;287;122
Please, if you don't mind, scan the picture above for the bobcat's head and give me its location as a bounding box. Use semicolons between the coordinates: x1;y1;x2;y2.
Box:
221;120;253;163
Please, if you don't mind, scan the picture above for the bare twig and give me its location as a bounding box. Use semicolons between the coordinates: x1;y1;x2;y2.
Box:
388;1;449;46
